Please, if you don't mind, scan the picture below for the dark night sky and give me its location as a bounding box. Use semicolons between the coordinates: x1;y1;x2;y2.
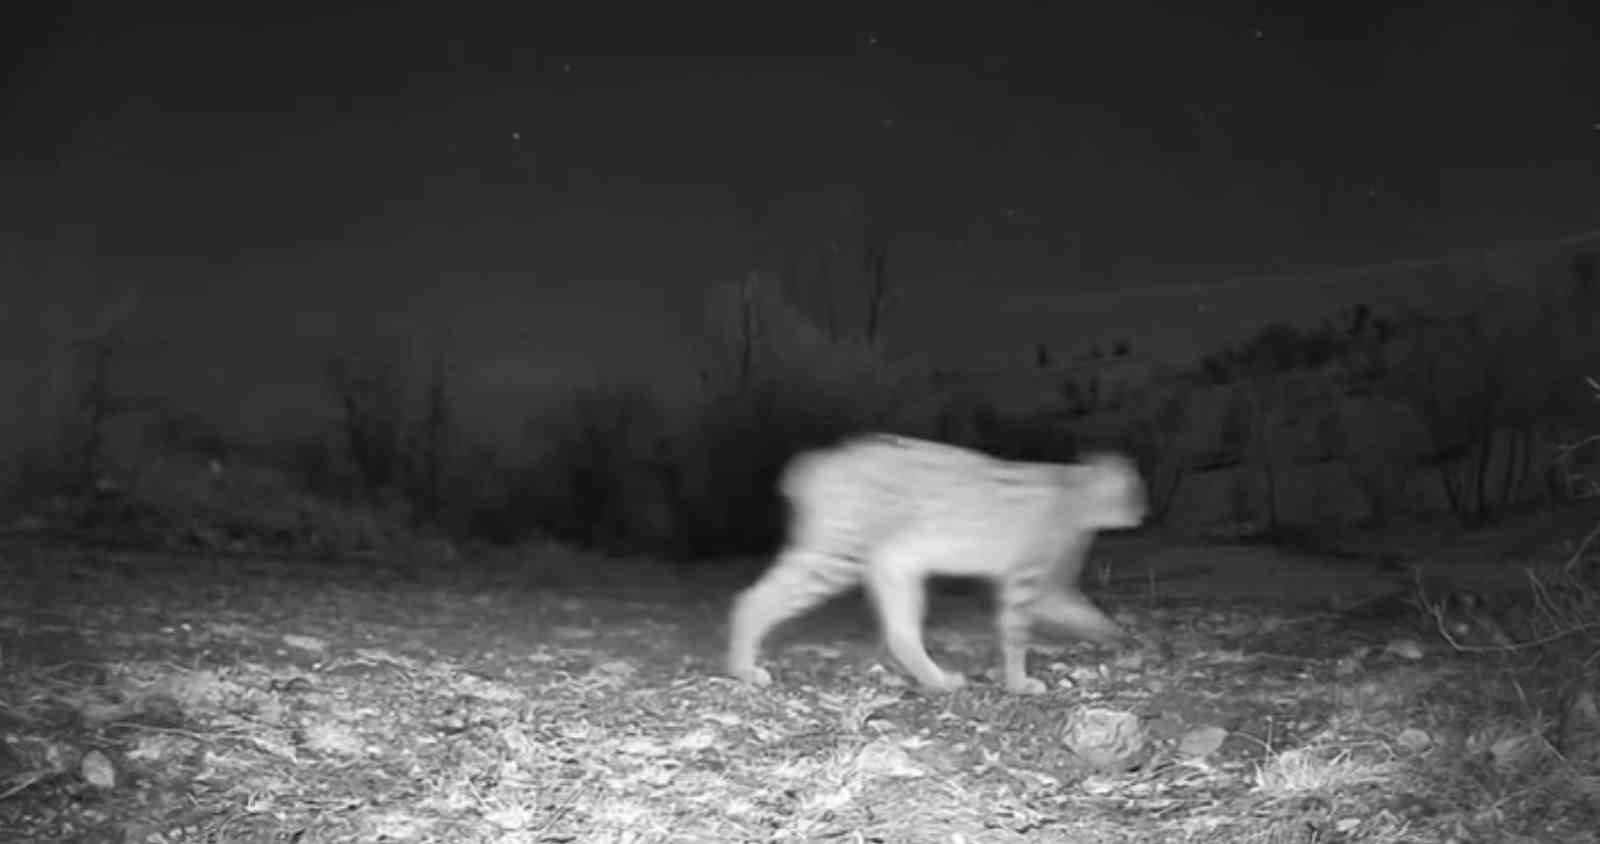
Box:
3;2;1598;439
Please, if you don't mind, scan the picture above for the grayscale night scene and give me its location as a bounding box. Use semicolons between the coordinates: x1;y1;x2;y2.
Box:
2;3;1597;840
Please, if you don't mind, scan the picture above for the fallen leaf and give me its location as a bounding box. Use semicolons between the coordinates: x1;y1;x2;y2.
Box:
1396;728;1433;753
854;740;925;779
1177;726;1228;759
281;633;327;653
591;659;636;678
1384;638;1424;661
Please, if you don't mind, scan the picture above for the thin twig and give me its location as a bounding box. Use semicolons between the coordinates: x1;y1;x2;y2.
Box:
0;771;50;802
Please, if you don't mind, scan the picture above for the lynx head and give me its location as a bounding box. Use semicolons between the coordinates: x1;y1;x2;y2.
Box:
1068;452;1147;530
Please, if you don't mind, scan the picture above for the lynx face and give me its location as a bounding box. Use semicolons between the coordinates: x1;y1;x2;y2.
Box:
726;434;1146;694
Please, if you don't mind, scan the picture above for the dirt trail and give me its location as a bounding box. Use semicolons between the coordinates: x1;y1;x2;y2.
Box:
1;535;1594;843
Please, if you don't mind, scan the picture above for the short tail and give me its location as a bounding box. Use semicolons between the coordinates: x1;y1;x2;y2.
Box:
777;449;827;502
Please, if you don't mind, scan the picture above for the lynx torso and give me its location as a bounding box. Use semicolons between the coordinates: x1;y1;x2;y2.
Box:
727;434;1147;694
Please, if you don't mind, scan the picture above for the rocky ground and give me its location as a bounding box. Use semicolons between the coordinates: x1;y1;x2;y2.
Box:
1;519;1597;843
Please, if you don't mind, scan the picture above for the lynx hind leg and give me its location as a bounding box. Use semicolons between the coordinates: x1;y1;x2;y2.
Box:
995;576;1050;695
726;549;861;687
867;537;966;693
996;576;1124;695
1030;585;1123;646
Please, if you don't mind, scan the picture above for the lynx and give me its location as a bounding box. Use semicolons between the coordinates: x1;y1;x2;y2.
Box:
726;434;1147;694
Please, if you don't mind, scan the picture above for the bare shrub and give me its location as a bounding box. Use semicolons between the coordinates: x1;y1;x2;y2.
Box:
1120;382;1196;524
664;272;912;560
1;288;165;526
1384;293;1568;527
482;271;914;562
663;376;881;561
517;381;665;553
955;400;1078;464
322;355;408;504
317;340;463;531
126;451;394;556
1197;321;1349;532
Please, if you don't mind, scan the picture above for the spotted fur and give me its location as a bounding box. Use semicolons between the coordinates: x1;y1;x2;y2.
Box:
726;434;1147;694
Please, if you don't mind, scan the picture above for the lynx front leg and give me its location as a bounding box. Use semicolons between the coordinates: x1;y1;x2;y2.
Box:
727;548;860;687
867;539;966;693
996;576;1048;695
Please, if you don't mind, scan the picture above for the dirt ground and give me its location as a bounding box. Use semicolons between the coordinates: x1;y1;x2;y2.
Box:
1;513;1597;843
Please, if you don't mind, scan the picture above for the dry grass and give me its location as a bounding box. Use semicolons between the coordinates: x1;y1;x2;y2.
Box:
0;533;1596;843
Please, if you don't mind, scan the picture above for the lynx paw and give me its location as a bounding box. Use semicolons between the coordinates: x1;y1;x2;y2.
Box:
729;663;774;687
918;670;968;694
1005;675;1049;695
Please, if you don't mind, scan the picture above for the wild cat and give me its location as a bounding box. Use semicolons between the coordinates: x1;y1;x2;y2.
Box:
726;434;1148;694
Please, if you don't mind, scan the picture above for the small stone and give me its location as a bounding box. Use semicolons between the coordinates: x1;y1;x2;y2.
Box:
81;750;116;790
